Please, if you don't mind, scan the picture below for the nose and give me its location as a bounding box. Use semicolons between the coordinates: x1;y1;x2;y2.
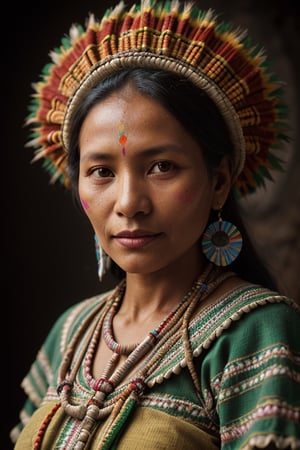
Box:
114;172;152;218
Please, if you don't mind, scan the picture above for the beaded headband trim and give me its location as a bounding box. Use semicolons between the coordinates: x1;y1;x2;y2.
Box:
27;0;289;196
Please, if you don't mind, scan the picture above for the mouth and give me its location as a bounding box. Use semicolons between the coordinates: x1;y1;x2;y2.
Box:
113;230;162;249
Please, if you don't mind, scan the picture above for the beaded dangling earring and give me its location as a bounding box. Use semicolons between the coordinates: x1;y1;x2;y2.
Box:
201;210;243;266
94;235;111;281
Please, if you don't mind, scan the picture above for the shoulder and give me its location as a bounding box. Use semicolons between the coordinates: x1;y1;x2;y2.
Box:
200;274;299;325
143;281;300;388
190;279;300;355
198;281;300;361
44;289;114;353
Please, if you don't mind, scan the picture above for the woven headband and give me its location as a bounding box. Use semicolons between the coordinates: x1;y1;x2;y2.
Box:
27;0;289;197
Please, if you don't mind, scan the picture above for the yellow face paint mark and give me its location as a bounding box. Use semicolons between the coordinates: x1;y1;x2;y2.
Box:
118;121;127;156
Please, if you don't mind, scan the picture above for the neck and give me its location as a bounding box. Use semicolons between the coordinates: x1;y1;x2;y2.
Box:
117;260;210;324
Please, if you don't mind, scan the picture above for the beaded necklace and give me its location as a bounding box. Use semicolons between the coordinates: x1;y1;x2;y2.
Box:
34;263;232;449
102;291;138;355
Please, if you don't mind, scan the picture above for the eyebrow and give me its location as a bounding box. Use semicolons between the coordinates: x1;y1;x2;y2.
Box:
80;145;184;162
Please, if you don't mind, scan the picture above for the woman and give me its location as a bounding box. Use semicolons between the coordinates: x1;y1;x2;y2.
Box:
11;1;300;449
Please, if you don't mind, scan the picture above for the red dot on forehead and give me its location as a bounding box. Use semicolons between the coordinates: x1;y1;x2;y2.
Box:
119;134;127;146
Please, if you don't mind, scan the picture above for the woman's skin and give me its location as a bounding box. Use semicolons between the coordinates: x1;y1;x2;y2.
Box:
78;82;234;379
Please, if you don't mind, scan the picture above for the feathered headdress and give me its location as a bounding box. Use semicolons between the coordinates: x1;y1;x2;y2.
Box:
26;0;289;197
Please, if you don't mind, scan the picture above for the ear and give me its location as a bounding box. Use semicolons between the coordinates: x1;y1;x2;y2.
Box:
211;156;233;210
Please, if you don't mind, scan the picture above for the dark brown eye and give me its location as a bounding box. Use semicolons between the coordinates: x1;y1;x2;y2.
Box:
95;167;114;178
151;161;173;173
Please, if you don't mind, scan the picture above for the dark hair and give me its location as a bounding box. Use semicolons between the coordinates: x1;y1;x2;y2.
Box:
67;67;277;290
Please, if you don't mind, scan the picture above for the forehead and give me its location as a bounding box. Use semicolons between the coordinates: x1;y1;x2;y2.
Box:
78;86;205;166
86;85;169;123
80;86;182;141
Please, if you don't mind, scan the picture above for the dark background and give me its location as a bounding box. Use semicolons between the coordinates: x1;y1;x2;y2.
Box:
3;1;300;448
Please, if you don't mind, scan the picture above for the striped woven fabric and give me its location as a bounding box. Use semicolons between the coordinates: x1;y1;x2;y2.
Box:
11;285;300;449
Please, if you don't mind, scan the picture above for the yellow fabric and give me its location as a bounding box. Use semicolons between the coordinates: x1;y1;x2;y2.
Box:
14;401;220;449
104;407;220;450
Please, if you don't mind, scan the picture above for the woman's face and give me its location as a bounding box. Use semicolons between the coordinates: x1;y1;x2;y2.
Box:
78;84;230;276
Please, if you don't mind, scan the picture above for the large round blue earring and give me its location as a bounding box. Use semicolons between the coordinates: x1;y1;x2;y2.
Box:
94;234;111;281
201;211;243;266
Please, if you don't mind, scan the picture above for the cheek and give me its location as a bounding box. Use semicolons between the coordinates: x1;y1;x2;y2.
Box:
79;196;100;221
173;190;198;204
78;192;110;232
172;188;212;228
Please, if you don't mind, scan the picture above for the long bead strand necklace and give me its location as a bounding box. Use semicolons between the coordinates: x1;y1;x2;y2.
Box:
102;292;138;355
37;263;228;450
140;266;234;384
